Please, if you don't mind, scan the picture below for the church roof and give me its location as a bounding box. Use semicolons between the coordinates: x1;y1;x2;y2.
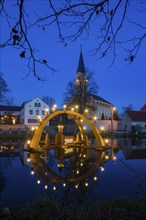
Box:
77;48;86;73
92;94;111;105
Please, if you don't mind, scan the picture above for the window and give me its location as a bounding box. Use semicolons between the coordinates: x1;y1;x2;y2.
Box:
36;110;39;115
42;110;45;115
28;119;38;123
34;102;41;107
29;110;33;115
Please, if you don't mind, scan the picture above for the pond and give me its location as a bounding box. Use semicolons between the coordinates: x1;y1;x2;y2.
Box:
0;138;146;208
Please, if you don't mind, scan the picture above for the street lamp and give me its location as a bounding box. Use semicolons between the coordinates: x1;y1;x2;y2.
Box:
111;106;116;133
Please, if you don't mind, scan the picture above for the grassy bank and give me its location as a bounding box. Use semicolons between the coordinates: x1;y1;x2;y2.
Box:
1;196;146;220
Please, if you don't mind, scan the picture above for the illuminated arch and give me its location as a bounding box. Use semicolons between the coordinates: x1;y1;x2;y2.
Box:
30;110;104;148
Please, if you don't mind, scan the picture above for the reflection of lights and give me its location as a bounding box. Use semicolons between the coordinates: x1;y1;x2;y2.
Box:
100;165;105;172
44;184;48;189
31;168;34;175
27;157;31;162
76;169;80;174
112;155;117;161
105;139;109;146
63;182;66;187
27;140;31;145
37;177;41;184
53;185;56;191
105;151;109;159
94;176;97;181
85;181;88;187
100;126;104;132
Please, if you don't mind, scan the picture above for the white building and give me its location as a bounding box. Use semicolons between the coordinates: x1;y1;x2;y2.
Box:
20;97;49;127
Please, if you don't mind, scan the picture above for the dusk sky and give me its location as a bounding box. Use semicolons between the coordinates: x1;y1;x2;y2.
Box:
0;1;146;113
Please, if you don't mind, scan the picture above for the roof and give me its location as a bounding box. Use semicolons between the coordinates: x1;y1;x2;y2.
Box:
91;94;111;105
77;48;86;73
127;111;146;122
0;105;21;112
140;104;146;112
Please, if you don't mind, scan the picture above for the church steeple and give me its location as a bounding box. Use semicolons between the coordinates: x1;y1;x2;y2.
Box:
77;46;85;73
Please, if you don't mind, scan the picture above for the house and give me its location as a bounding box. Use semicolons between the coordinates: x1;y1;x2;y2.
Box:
0;105;21;124
0;97;49;127
120;104;146;133
20;97;49;126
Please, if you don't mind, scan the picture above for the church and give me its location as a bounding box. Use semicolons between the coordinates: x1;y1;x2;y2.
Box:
72;48;113;120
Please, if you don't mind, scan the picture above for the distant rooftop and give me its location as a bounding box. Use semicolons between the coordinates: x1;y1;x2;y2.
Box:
0;105;21;112
127;111;146;122
140;104;146;112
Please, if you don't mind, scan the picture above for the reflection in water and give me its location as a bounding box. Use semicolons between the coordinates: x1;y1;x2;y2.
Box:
0;139;146;207
23;145;116;190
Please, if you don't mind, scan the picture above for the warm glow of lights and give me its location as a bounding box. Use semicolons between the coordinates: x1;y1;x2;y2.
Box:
93;116;97;120
37;179;41;184
84;109;88;113
112;156;117;161
45;184;48;189
83;126;86;130
53;104;57;108
100;126;104;131
105;153;109;159
85;182;88;187
31;126;35;131
76;169;79;174
100;165;105;172
75;184;78;189
80;119;83;122
71;107;75;111
27;140;31;145
31;168;34;175
27;158;31;162
94;176;97;181
75;105;79;109
63;183;66;187
83;154;86;158
53;186;56;190
63;104;67;110
112;107;116;111
80;163;83;166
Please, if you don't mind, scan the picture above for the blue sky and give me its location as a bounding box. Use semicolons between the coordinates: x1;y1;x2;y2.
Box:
0;1;146;113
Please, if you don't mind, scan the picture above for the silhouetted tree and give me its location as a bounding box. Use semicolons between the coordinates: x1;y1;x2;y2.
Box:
64;71;98;114
42;96;56;110
0;72;9;104
0;0;145;79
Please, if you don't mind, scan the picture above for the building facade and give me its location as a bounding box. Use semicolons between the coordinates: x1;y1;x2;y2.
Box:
20;97;49;126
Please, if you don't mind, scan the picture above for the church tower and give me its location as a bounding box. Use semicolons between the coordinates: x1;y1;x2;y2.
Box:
76;46;88;86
